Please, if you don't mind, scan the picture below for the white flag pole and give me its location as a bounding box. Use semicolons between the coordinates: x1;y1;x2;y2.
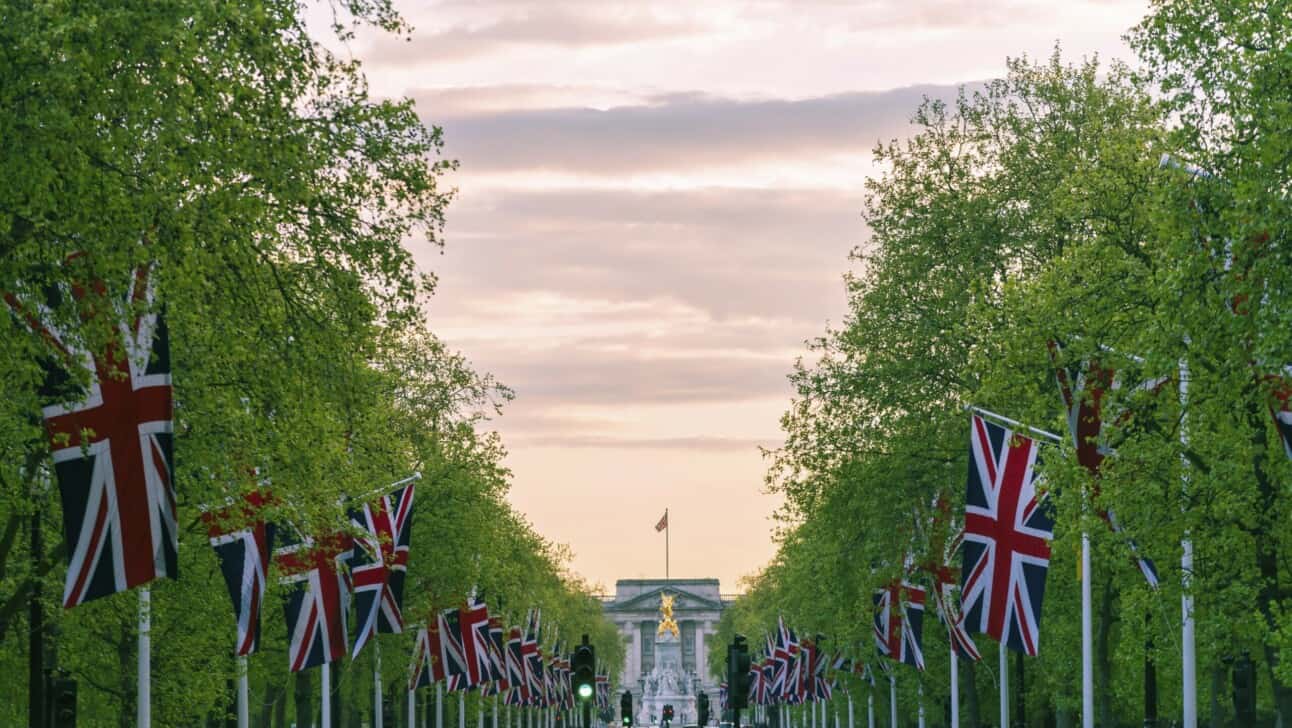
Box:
138;587;151;728
460;689;467;728
437;682;444;728
237;655;250;728
493;693;499;728
1082;532;1094;728
949;649;958;728
322;661;333;728
1180;356;1197;728
998;647;1008;728
916;681;924;728
409;684;416;728
867;687;874;728
376;640;385;728
847;691;854;728
479;694;486;728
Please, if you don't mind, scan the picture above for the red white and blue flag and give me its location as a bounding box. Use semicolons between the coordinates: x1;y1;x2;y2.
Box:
203;490;274;656
460;600;492;687
410;623;445;689
8;263;177;608
506;625;527;704
961;414;1054;656
873;581;925;670
522;610;543;705
275;531;354;671
439;607;471;684
488;616;509;688
350;482;416;657
1050;341;1161;587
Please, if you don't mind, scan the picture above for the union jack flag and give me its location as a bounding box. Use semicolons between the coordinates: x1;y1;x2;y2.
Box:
460;600;492;687
350;482;416;657
719;682;728;711
961;414;1054;656
595;671;609;710
488;616;509;687
8;263;177;608
770;617;792;697
506;625;527;702
203;490;275;656
921;498;981;661
439;607;471;683
1050;341;1161;587
275;530;353;671
873;581;925;670
410;623;445;689
522;610;543;705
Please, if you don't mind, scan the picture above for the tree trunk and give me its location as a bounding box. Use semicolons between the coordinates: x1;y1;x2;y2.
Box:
1210;662;1225;728
294;671;313;728
1096;576;1115;728
1249;403;1292;723
261;679;285;728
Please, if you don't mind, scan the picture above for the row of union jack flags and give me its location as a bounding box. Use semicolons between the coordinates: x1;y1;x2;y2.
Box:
409;607;608;706
202;481;417;669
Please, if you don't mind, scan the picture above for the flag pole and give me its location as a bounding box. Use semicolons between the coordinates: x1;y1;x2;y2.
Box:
998;647;1007;728
1180;356;1197;728
322;661;333;728
139;586;151;728
949;649;958;728
409;682;416;728
665;508;670;585
238;655;250;728
376;639;385;728
1082;531;1093;728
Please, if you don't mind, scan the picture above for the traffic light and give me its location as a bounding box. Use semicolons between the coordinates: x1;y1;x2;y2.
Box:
663;704;674;724
621;691;634;727
727;635;751;710
697;692;710;726
573;634;596;702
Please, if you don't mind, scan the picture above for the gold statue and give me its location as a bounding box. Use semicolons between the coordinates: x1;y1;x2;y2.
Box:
657;592;680;638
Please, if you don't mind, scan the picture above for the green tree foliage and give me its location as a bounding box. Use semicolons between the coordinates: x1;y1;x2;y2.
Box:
722;5;1292;723
0;1;623;725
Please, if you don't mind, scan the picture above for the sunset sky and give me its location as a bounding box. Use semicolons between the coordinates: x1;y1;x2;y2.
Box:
335;0;1149;594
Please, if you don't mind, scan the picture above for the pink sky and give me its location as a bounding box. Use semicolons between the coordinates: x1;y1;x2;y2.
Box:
331;0;1149;593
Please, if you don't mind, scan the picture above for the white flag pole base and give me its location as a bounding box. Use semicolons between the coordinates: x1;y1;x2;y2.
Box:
237;655;249;728
322;661;332;728
138;587;151;728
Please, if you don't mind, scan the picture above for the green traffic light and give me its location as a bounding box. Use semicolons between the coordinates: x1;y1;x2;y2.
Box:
578;683;594;699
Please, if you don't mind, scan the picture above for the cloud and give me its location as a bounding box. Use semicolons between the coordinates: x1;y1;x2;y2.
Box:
421;84;971;174
421;185;863;323
363;8;700;64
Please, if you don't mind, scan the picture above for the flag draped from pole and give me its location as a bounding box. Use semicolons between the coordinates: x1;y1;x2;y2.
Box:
275;531;353;671
961;414;1054;656
1050;340;1161;587
7;262;177;607
460;600;492;687
439;607;471;683
488;616;509;687
506;625;527;704
203;490;274;656
873;581;925;670
411;624;446;689
655;511;668;532
522;611;543;705
350;482;417;657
